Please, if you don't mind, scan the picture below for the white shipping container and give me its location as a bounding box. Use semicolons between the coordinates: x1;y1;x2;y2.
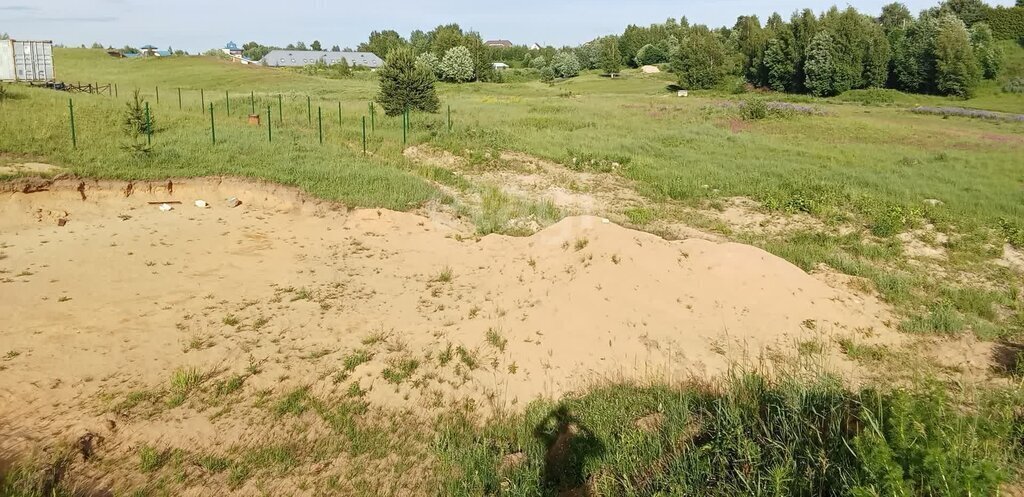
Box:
0;40;54;82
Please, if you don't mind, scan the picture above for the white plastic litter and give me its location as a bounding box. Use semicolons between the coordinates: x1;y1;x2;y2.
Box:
158;203;173;212
194;200;209;208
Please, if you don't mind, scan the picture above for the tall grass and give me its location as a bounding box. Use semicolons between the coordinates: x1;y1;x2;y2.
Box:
435;373;1022;497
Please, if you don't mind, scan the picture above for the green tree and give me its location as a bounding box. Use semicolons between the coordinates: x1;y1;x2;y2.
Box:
331;45;341;52
672;26;730;89
90;42;104;49
970;22;1003;78
376;47;439;116
732;15;768;85
790;9;820;92
763;38;795;91
618;24;658;67
935;14;981;97
242;42;273;61
439;46;475;82
600;38;622;74
428;24;466;56
416;52;441;78
0;33;8;40
635;43;669;65
940;0;992;26
295;41;307;50
805;31;841;96
880;3;914;33
311;40;322;51
530;56;548;70
410;30;430;54
550;52;581;78
359;30;407;59
892;16;939;92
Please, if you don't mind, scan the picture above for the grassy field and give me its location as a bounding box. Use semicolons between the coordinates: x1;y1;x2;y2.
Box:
2;46;1024;495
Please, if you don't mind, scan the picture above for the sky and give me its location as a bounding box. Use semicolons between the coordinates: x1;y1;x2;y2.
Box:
1;0;1017;53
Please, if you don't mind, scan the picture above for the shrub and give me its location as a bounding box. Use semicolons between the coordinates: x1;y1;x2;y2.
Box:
376;47;440;116
1003;76;1024;93
550;52;581;79
439;46;475;83
739;98;769;120
529;56;547;70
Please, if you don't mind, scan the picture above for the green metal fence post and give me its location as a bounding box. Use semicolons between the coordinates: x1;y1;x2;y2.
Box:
200;89;205;113
338;101;342;126
209;103;216;145
145;102;152;145
370;102;375;132
447;105;452;132
306;96;311;125
177;87;182;110
250;91;255;115
278;94;283;123
155;86;159;104
402;108;407;146
114;83;118;98
318;106;323;144
225;90;230;116
362;116;367;154
68;99;76;149
267;106;272;143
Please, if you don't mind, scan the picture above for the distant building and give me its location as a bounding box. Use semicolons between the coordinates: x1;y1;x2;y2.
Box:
222;41;243;56
140;44;159;56
492;62;509;70
529;43;542;50
485;39;513;48
260;50;384;69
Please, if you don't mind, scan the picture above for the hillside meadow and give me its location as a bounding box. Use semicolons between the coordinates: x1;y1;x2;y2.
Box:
1;47;1023;496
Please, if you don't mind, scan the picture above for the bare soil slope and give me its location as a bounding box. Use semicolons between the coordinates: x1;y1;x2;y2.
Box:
0;177;902;462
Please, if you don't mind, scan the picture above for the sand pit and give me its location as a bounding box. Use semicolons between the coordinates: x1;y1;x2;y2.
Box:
0;177;901;457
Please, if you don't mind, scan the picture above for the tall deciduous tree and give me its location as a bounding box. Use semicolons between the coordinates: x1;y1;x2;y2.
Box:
969;22;1003;78
376;47;439;116
935;14;981;97
880;3;914;33
359;31;407;59
672;26;729;89
311;40;322;51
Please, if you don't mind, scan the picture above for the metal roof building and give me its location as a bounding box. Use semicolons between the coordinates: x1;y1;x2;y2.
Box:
261;50;383;68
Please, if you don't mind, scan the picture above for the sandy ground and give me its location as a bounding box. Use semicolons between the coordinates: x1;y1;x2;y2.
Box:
0;176;991;485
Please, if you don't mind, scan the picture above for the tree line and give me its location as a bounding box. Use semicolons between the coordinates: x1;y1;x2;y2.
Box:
607;0;1020;98
367;0;1020;97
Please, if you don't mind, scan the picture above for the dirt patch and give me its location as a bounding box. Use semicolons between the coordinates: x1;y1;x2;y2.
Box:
0;162;63;176
998;244;1024;273
898;225;949;260
0;177;907;455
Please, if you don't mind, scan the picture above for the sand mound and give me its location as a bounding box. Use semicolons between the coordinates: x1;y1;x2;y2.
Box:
0;162;63;176
0;177;899;452
640;65;661;74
